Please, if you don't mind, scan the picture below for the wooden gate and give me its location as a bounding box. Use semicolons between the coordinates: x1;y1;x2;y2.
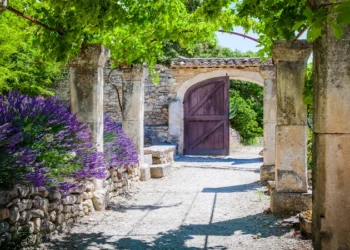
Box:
184;76;229;155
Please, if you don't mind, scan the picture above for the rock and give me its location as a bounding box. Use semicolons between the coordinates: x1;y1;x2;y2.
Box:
62;195;77;205
19;210;32;224
47;221;55;232
38;187;49;198
299;213;312;236
0;208;10;220
0;221;9;234
75;194;83;204
49;211;56;222
31;209;44;218
55;213;65;224
72;204;82;212
62;205;72;213
83;199;95;213
9;207;20;224
92;189;108;211
48;191;62;201
16;185;30;198
83;206;89;215
85;182;95;192
82;192;89;200
33;196;45;209
22;199;32;211
150;164;171;178
48;201;60;211
64;212;72;221
32;218;41;233
0;189;19;205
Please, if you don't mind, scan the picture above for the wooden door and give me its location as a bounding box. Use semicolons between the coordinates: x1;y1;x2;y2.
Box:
184;76;229;155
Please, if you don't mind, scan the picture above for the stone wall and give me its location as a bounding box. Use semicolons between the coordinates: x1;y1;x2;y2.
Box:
0;164;140;247
54;64;248;150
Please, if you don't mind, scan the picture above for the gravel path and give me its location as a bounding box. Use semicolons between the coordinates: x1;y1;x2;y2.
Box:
45;148;312;250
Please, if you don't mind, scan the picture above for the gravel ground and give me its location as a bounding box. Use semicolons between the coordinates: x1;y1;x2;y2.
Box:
44;148;312;250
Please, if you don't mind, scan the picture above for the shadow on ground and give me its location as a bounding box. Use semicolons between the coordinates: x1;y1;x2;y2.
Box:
202;182;260;193
48;212;295;250
176;156;263;166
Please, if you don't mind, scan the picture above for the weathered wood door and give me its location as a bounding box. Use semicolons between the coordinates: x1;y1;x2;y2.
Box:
184;76;229;155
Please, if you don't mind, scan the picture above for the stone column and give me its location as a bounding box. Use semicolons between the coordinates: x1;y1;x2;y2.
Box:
312;1;350;248
122;65;150;181
0;0;7;13
70;44;109;192
270;40;312;213
260;65;277;182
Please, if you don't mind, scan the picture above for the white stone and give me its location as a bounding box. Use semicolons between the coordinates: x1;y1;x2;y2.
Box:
92;189;108;211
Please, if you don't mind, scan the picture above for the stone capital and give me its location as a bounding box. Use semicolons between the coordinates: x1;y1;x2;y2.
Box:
122;64;148;81
272;40;312;62
0;0;7;13
260;65;276;79
70;44;110;68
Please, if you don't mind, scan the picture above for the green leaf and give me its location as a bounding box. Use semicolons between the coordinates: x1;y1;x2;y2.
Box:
293;20;305;31
336;12;350;24
331;21;344;39
307;25;322;41
303;7;314;19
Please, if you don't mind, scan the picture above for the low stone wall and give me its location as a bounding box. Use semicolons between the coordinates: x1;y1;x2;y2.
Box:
0;164;140;247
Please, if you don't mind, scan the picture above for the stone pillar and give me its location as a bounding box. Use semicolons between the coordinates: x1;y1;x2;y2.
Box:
70;44;110;191
122;65;150;181
270;40;312;213
0;0;7;14
312;1;350;248
260;65;277;182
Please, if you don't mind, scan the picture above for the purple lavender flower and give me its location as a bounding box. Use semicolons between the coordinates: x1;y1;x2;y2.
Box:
0;92;106;191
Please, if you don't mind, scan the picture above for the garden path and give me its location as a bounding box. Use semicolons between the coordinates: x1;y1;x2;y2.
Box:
45;147;311;250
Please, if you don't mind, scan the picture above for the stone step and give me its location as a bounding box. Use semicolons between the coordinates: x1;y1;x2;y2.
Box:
144;145;176;165
150;164;171;178
144;154;153;165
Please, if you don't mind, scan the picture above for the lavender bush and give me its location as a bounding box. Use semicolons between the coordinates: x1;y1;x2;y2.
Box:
104;116;139;168
0;92;106;191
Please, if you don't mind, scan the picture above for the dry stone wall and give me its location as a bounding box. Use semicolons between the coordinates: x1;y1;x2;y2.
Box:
0;164;140;247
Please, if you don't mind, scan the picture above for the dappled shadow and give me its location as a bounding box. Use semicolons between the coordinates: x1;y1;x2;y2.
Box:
176;156;262;166
202;182;260;193
47;213;296;250
108;202;183;212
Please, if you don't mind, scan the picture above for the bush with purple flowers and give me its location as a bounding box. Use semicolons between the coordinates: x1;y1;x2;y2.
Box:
0;92;106;191
104;116;139;168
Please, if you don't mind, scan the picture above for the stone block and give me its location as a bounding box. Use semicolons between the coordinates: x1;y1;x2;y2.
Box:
92;189;108;211
140;165;151;181
260;165;275;183
275;125;308;193
270;191;312;213
144;145;176;158
150;164;171;178
144;154;153;165
263;122;276;166
313;133;350;250
0;208;10;220
0;189;19;205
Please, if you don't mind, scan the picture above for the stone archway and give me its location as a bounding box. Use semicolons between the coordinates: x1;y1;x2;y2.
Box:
168;61;266;155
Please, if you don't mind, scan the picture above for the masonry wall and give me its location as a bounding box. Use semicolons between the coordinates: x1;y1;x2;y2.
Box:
0;164;140;247
54;64;243;150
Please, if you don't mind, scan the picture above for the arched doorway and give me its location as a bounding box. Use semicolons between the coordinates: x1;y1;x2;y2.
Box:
184;76;229;155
